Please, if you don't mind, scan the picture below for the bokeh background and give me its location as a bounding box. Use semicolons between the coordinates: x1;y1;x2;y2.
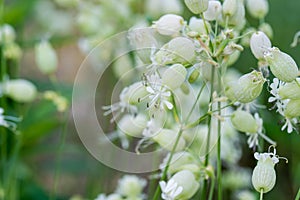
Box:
1;0;300;199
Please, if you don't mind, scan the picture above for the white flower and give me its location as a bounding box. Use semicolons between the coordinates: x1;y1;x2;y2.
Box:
144;75;173;110
268;78;288;116
116;175;147;198
95;194;106;200
246;113;262;148
281;118;297;134
0;107;20;131
159;179;183;200
102;87;138;122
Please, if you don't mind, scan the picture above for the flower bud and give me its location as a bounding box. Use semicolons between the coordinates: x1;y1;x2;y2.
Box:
162;64;187;90
188;68;200;83
240;27;256;47
203;0;222;21
252;152;278;193
222;0;237;17
152;129;186;151
231;110;258;133
171;170;199;199
184;0;209;14
250;31;271;60
116;175;146;197
225;71;266;103
246;0;269;19
278;79;300;100
227;0;246;29
4;79;37;103
265;47;299;83
188;17;210;35
284;99;300;119
155;37;195;65
35;40;58;74
118;114;148;137
0;24;16;43
259;23;273;39
154;14;184;36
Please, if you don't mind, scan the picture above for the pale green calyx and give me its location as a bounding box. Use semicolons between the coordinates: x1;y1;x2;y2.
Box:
231;110;258;133
3;79;37;103
118;114;148;137
225;70;266;103
184;0;209;14
162;64;187;90
155;37;195;65
35;40;58;74
284;99;300;119
251;152;279;193
265;47;299;83
278;79;300;100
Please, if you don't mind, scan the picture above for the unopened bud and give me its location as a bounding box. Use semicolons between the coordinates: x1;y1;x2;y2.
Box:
222;0;237;17
265;47;299;83
246;0;269;19
184;0;209;14
188;68;200;83
203;0;222;21
162;64;187;90
4;79;37;103
35;40;58;74
154;14;184;36
250;31;271;60
259;23;273;39
231;110;258;133
189;17;210;35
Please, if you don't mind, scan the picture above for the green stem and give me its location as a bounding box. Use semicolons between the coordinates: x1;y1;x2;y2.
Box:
260;189;264;200
50;111;70;200
200;13;214;53
185;82;207;123
295;187;300;200
217;72;222;200
5;134;22;200
153;128;183;200
208;178;215;200
201;65;216;199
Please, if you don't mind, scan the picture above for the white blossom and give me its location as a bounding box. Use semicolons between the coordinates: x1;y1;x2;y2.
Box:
159;179;183;200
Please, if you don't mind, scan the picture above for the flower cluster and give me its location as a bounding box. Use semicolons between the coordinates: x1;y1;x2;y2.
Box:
96;0;298;199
